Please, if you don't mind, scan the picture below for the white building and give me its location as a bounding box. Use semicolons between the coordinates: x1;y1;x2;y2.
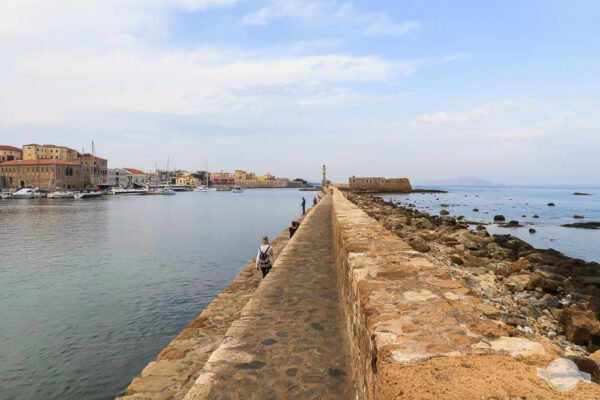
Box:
107;168;147;187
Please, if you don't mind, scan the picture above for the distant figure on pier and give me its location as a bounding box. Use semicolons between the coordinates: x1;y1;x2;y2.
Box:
256;236;274;278
313;196;318;205
289;221;299;238
301;197;306;215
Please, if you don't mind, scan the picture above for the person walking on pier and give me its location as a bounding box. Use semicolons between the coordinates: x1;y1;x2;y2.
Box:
301;197;306;215
289;221;299;238
313;196;318;206
256;236;274;278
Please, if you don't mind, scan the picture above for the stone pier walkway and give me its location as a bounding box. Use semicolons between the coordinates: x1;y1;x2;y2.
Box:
187;195;356;400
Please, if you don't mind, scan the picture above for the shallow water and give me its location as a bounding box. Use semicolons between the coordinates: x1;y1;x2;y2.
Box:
0;189;308;400
382;186;600;263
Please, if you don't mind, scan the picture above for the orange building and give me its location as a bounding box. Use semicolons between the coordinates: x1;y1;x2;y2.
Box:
0;145;22;162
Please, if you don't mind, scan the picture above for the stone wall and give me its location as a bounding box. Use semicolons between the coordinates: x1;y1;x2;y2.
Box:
235;178;302;188
348;177;412;193
330;187;600;399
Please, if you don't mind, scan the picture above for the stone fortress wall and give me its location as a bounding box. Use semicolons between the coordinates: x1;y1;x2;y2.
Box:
348;176;412;193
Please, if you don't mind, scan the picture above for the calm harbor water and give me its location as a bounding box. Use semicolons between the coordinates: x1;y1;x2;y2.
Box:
383;186;600;263
0;189;309;400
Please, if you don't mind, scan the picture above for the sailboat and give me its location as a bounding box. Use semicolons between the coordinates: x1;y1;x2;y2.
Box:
75;141;104;199
47;160;74;198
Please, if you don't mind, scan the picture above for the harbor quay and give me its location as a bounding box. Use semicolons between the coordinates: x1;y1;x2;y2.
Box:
117;187;600;400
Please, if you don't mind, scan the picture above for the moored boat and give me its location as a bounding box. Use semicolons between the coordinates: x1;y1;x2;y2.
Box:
194;185;217;192
12;188;41;199
47;191;75;199
110;187;148;195
75;191;104;199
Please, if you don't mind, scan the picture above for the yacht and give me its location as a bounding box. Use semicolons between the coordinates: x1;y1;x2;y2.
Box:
194;185;217;192
75;190;104;199
12;188;41;199
47;191;75;199
110;187;148;195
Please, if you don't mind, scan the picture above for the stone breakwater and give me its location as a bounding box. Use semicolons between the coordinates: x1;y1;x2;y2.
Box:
118;189;600;399
333;189;600;399
117;208;312;400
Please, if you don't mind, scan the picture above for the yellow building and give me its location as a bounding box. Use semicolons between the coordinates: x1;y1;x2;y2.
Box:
256;173;275;181
23;144;79;161
176;176;200;186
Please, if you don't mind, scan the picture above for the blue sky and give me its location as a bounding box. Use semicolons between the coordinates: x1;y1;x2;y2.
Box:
0;0;598;184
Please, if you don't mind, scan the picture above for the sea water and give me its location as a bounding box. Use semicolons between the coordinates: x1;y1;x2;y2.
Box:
382;186;600;263
0;189;309;400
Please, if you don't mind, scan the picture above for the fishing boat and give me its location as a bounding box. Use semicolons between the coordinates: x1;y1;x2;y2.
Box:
12;188;41;199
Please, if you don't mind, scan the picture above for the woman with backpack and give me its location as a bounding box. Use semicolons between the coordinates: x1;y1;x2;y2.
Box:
255;236;274;278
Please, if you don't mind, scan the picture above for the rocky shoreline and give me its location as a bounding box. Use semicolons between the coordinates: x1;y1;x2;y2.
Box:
346;192;600;364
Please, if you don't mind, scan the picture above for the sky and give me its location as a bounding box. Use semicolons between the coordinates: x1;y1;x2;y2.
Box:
0;0;599;184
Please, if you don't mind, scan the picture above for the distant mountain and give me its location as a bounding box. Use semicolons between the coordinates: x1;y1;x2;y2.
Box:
420;177;499;187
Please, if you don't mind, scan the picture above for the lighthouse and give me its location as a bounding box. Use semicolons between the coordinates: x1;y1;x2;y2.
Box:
321;164;327;190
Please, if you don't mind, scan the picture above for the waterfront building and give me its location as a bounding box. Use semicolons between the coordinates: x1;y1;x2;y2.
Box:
256;173;275;181
176;176;200;186
123;168;147;186
80;156;108;187
210;173;235;187
0;145;22;162
106;168;127;187
0;159;82;190
23;144;79;161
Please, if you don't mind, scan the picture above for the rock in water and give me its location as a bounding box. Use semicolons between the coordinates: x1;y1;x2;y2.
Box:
533;215;540;218
473;208;479;212
494;215;505;222
573;215;585;219
547;202;556;206
562;222;600;229
529;228;537;233
440;209;449;216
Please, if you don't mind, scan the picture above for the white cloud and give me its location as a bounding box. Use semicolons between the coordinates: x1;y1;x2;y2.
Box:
0;0;238;38
242;0;419;37
364;17;420;37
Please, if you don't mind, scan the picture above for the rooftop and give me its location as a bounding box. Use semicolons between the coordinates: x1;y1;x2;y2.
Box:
124;168;145;175
0;145;22;152
0;159;80;166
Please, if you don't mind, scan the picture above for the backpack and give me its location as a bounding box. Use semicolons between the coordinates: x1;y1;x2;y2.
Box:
259;245;271;265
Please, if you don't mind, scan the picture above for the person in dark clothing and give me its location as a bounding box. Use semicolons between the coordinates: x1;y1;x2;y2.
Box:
289;221;299;238
255;236;274;278
301;197;306;214
313;196;318;205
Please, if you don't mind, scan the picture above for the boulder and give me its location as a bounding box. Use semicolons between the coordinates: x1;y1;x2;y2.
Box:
559;307;600;345
510;257;532;273
473;208;479;212
408;237;431;253
529;228;537;233
574;215;585;219
548;202;556;206
533;215;540;218
440;209;450;216
494;215;506;222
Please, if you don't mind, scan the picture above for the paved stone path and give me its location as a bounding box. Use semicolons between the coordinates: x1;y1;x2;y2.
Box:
196;195;356;400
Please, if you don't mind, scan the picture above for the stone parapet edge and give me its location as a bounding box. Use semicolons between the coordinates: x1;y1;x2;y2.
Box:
329;187;600;399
